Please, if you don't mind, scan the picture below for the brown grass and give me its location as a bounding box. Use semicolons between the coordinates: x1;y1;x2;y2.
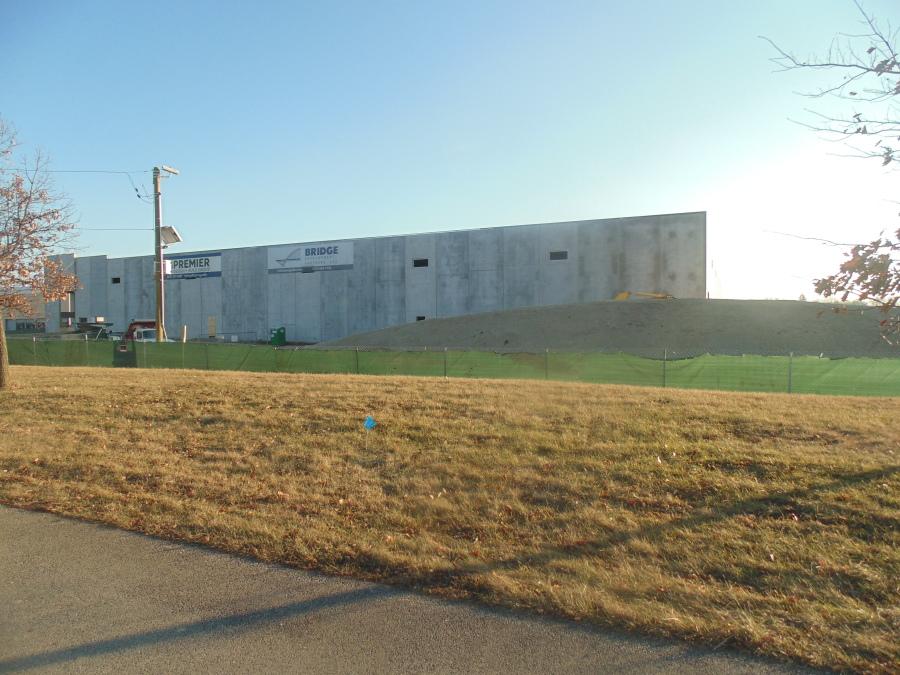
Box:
1;366;898;673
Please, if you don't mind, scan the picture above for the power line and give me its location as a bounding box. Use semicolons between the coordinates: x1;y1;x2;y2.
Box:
37;169;151;174
75;227;152;231
124;172;153;203
21;167;155;202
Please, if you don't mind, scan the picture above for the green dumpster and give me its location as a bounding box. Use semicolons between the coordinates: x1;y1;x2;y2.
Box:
269;327;286;346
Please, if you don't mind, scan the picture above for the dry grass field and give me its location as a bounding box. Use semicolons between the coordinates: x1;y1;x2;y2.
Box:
1;366;898;673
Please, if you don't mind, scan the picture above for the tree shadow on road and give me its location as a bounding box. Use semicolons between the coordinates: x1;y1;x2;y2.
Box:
0;586;399;672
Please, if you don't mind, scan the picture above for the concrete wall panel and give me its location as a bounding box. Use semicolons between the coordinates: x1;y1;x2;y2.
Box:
374;237;406;329
320;269;348;342
346;238;377;336
73;255;108;322
436;231;469;318
106;259;126;332
267;272;296;340
502;225;539;309
656;212;706;297
467;229;503;312
577;220;618;302
222;247;267;341
538;222;578;306
404;234;436;322
295;271;322;342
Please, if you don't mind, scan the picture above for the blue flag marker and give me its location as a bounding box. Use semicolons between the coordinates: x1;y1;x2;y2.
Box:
363;415;377;450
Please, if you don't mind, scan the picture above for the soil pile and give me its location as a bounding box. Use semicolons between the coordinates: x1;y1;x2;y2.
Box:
316;299;898;357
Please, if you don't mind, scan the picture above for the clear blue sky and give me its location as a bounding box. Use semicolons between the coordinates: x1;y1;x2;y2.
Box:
3;0;897;299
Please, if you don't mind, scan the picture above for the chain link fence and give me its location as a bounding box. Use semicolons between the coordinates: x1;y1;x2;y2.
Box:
6;337;900;397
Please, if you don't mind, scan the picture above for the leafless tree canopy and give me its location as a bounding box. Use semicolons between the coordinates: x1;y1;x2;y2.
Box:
764;2;899;344
763;0;899;166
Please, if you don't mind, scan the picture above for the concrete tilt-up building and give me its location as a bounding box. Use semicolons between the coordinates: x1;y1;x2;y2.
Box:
45;211;707;343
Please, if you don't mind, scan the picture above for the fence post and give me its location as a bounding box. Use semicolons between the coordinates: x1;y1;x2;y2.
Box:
544;348;549;380
663;348;667;388
32;335;37;365
444;347;447;378
788;352;793;394
355;346;360;374
84;333;89;365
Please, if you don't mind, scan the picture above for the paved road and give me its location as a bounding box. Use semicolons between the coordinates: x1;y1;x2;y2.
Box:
0;506;817;674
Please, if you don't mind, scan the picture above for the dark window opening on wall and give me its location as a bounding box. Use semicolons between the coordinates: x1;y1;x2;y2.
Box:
111;277;121;284
416;316;426;321
549;250;568;260
413;258;429;267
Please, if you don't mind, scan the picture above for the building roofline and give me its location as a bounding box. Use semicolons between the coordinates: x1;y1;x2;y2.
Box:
67;210;706;260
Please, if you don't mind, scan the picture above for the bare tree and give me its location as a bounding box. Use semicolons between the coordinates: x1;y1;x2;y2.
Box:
0;119;78;388
763;0;899;165
764;1;899;343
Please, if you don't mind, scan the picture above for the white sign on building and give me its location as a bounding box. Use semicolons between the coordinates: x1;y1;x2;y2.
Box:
165;252;222;279
267;241;354;274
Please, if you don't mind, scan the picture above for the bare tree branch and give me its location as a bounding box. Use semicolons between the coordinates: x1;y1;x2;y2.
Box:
0;118;79;387
765;2;900;344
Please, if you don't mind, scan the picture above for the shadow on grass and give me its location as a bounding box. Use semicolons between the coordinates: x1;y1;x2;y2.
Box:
0;586;398;672
396;465;899;586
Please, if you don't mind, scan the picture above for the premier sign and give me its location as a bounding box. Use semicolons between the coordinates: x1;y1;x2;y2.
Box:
165;252;222;279
267;241;354;274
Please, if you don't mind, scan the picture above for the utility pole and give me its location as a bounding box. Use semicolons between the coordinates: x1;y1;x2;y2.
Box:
152;165;181;342
152;167;165;342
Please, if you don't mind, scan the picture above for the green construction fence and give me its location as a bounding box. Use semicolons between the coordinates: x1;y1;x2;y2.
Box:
6;338;900;397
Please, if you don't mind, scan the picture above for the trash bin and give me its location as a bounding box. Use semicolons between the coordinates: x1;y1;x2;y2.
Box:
269;327;286;346
113;341;136;368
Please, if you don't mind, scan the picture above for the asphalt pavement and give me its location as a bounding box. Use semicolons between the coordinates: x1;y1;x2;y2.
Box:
0;506;819;674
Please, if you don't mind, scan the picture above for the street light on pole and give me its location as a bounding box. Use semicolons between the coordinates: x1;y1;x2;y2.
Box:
152;165;181;342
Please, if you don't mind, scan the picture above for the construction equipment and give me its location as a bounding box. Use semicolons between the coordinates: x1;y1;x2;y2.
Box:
613;291;675;301
71;320;115;340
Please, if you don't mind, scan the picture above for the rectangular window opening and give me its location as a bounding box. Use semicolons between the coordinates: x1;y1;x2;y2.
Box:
413;258;429;268
549;250;568;261
111;277;121;284
416;316;426;321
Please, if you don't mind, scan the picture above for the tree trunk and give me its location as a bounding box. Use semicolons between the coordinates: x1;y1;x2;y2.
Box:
0;309;9;389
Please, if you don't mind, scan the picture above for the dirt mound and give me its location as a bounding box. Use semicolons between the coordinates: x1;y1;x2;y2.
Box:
316;299;898;358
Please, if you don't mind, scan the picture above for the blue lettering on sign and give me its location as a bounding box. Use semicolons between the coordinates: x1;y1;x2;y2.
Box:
304;246;339;256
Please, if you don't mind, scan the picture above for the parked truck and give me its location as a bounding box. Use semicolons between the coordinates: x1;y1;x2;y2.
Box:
123;320;174;342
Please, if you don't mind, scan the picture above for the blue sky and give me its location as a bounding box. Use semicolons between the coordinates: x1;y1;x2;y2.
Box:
3;0;898;299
